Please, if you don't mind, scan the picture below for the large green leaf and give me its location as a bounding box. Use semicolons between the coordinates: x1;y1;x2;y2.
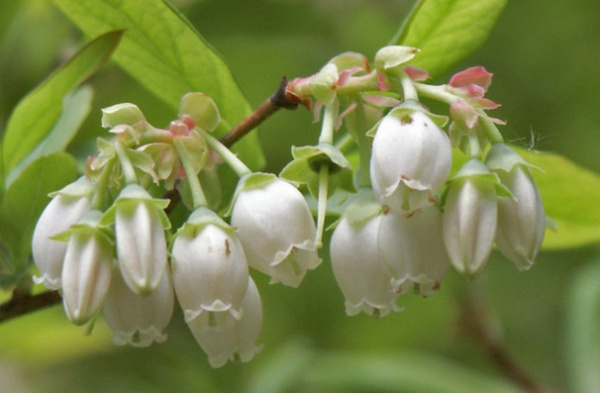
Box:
5;86;93;188
305;351;521;393
514;147;600;250
0;153;78;289
566;261;600;393
50;0;264;170
392;0;507;77
2;30;122;178
246;339;521;393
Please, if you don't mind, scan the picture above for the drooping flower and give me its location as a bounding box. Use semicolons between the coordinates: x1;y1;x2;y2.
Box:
378;205;451;296
230;173;320;288
60;210;115;326
331;210;400;317
370;108;452;213
171;208;249;328
102;184;170;295
103;267;174;347
32;177;94;290
442;159;502;276
188;277;263;368
486;143;545;270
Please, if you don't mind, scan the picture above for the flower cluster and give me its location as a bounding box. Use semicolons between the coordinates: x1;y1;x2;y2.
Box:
31;45;547;366
32;93;319;367
285;49;545;316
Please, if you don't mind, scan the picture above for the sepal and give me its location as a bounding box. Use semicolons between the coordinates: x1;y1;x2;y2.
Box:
279;143;355;197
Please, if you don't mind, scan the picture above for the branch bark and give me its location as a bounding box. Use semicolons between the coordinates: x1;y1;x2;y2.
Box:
458;291;550;393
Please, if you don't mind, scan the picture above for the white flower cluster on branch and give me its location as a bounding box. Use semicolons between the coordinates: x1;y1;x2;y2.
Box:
31;46;546;367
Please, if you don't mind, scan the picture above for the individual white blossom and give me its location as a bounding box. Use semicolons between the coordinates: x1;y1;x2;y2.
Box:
171;208;249;328
485;143;546;270
379;205;451;296
61;210;114;326
103;267;174;347
231;173;320;288
32;177;94;290
105;184;170;295
495;165;545;270
188;277;263;368
331;213;400;317
370;109;452;213
443;159;498;275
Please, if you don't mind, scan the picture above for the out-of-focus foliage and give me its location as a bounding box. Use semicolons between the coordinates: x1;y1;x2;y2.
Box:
0;0;599;392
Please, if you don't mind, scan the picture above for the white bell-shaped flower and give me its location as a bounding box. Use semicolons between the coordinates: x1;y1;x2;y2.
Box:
331;213;400;317
103;184;170;295
61;210;114;325
495;165;545;270
171;208;249;326
485;143;545;270
32;177;94;290
188;277;263;368
378;205;451;296
103;267;174;347
230;173;320;288
443;159;498;276
370;109;452;214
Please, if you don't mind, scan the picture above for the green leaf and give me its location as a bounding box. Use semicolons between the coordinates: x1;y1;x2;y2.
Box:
2;30;122;178
0;153;78;289
304;351;521;393
50;0;264;170
5;85;93;189
392;0;507;77
513;147;600;249
566;261;600;393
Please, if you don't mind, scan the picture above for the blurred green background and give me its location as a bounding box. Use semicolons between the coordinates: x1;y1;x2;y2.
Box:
1;0;599;392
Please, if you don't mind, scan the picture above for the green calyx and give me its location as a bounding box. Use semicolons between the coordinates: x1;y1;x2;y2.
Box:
100;183;171;229
280;143;356;197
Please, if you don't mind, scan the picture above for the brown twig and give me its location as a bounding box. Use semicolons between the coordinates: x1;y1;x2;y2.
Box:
458;291;549;393
219;77;302;147
0;77;301;324
0;290;62;323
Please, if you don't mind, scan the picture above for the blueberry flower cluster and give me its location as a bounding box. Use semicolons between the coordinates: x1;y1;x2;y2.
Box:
31;45;546;366
285;48;545;317
32;93;319;367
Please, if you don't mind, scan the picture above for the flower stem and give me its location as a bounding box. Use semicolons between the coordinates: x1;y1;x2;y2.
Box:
200;129;252;177
341;97;371;188
90;158;115;211
414;82;457;104
400;72;419;102
174;137;208;210
315;165;329;249
114;141;138;185
468;133;482;159
481;117;504;144
319;101;338;145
